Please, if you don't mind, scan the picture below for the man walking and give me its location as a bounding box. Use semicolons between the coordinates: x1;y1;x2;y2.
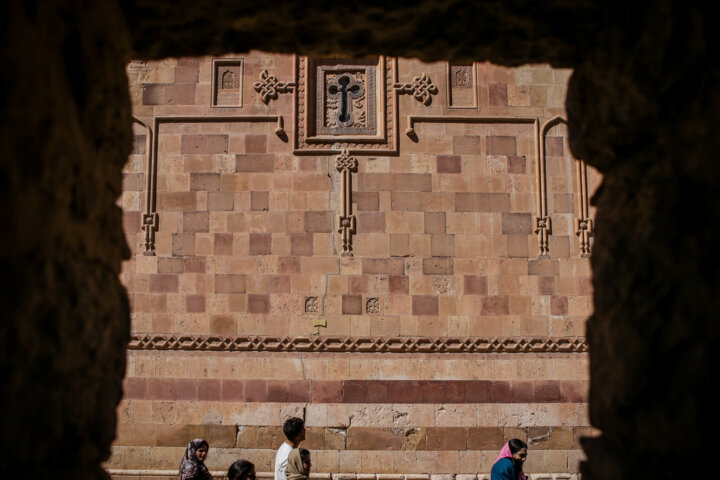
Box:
274;417;306;480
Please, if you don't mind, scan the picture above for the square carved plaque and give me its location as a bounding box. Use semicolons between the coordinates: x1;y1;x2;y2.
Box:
212;58;244;107
293;56;398;154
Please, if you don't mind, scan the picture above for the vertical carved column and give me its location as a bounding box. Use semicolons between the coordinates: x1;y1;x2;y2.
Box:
335;150;358;255
535;118;552;256
575;158;593;256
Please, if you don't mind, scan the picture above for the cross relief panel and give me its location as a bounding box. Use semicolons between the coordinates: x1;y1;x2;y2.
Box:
294;56;398;154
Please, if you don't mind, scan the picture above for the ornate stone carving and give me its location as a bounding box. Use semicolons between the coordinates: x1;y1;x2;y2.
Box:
335;150;358;255
325;72;366;128
253;69;295;104
366;298;380;314
394;72;438;105
575;158;594;256
293;56;398;154
305;296;318;313
448;62;477;108
127;334;589;354
211;58;244;107
142;212;159;256
535;216;552;256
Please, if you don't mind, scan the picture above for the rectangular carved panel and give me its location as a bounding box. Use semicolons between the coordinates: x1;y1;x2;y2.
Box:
294;56;397;154
212;58;244;107
448;62;477;108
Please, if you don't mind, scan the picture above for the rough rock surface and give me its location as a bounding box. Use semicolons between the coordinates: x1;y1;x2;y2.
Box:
1;1;718;479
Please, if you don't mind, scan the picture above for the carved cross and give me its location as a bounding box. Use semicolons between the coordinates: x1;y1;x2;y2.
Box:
327;74;365;127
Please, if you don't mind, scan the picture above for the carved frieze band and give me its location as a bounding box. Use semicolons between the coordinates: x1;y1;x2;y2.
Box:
394;72;438;105
335;150;358;255
253;69;295;104
128;334;588;353
133;115;286;256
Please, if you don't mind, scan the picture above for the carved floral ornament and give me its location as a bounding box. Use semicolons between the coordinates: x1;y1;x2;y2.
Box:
394;72;438;105
253;69;295;104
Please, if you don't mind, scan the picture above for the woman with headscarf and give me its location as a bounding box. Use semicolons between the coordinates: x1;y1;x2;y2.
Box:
285;448;311;480
490;439;527;480
178;438;214;480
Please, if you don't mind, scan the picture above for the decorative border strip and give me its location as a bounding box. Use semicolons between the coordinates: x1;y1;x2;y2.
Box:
107;471;582;480
128;334;587;353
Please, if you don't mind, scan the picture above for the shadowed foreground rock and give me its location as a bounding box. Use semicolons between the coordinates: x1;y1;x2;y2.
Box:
1;1;718;478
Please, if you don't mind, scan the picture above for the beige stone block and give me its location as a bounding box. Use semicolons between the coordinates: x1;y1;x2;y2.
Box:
435;405;475;427
416;451;438;474
392;451;417;474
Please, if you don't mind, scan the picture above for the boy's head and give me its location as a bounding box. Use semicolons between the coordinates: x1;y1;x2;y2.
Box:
283;417;305;443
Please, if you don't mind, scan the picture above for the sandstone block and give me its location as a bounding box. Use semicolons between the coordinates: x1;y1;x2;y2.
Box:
236;154;275;172
247;294;270;313
437;155;462;174
215;274;246;293
180;134;229;154
412;295;439;315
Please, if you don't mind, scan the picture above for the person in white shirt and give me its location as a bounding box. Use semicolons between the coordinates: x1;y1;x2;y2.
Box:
274;417;306;480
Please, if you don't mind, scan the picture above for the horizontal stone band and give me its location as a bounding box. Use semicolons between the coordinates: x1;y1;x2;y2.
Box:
128;335;588;354
114;424;591;451
123;378;587;403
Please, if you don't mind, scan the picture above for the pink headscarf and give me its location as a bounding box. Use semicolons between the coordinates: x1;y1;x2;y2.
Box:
495;442;527;480
495;441;513;463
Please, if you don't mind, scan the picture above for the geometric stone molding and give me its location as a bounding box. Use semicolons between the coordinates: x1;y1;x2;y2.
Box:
253;69;295;104
575;157;594;257
404;115;549;257
131;117;155;255
394;72;438;106
127;334;588;353
447;61;477;108
335;149;358;255
137;114;287;255
293;55;398;154
211;58;244;107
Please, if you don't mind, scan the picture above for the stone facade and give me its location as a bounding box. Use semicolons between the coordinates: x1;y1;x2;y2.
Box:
110;53;599;477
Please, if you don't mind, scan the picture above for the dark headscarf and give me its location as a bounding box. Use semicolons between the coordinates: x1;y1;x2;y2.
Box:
178;438;213;480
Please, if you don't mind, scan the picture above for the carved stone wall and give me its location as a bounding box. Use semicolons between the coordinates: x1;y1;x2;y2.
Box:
3;2;718;480
112;53;598;476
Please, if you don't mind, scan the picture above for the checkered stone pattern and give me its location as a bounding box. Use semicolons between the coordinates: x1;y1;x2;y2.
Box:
114;53;600;476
